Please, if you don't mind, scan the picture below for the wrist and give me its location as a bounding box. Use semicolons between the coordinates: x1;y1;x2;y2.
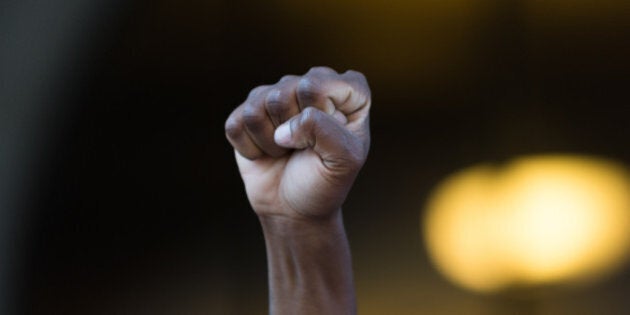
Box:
257;210;345;241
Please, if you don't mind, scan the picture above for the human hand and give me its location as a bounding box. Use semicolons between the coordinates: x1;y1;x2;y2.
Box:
225;67;371;221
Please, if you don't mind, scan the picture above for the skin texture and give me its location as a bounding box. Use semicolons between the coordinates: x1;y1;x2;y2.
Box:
225;67;371;315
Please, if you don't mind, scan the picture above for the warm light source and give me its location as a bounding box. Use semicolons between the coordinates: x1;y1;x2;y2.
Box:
423;155;630;294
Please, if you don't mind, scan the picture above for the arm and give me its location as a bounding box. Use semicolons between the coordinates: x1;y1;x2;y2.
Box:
261;213;355;314
225;67;371;314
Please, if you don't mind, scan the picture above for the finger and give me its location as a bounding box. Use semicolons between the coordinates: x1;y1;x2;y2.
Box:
264;75;301;127
296;67;371;121
296;67;338;115
242;86;289;157
225;105;265;160
338;70;371;120
273;107;366;170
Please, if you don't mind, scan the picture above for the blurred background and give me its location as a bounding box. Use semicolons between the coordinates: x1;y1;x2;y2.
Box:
2;0;630;314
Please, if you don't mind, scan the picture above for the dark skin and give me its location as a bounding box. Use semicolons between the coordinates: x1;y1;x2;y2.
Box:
225;67;371;315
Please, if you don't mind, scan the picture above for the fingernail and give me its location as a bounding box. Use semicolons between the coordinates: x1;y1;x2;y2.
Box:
274;123;291;146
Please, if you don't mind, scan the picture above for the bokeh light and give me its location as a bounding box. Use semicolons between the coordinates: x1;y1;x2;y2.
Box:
424;155;630;294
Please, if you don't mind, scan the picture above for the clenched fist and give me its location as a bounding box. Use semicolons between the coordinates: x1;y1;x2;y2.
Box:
226;67;370;314
225;67;371;220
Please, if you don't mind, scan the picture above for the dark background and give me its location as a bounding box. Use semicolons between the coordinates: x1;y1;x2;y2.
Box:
2;0;629;314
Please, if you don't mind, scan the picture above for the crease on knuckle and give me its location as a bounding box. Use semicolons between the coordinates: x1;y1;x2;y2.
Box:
242;103;266;133
265;89;289;116
297;77;322;104
299;107;320;126
296;107;321;146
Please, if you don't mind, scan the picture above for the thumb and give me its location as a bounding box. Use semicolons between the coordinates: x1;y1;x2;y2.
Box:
274;107;365;169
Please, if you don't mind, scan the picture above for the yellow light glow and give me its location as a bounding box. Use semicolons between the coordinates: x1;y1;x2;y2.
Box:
423;155;630;293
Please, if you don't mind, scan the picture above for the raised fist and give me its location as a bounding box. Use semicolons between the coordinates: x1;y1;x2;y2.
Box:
225;67;371;220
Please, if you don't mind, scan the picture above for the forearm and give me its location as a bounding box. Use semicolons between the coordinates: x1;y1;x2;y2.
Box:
259;211;356;315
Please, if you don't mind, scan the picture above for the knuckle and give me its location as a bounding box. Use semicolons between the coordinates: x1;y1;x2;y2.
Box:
301;106;319;116
278;74;299;83
349;141;366;165
297;77;323;103
247;85;270;100
241;149;264;160
224;114;243;139
307;66;336;75
299;107;321;126
343;69;366;81
343;70;370;91
264;89;290;115
341;70;367;85
338;139;365;170
242;103;267;133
